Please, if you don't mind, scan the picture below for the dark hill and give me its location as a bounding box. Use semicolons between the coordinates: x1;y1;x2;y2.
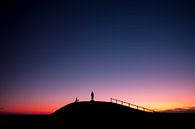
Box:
52;101;153;128
51;101;194;128
53;101;147;116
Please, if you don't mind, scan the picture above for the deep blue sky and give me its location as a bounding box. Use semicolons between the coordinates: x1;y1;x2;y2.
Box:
1;0;195;113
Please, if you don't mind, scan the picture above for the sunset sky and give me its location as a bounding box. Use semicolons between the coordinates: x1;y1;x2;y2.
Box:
1;0;195;114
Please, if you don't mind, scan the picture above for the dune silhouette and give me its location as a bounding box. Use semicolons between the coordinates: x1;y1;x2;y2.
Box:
51;100;194;128
51;100;154;128
53;101;148;116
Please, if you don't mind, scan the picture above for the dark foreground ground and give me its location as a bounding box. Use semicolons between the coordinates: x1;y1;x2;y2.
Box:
0;113;194;129
1;101;194;128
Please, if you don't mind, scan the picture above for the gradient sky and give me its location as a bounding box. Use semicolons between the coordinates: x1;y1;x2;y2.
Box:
1;0;195;114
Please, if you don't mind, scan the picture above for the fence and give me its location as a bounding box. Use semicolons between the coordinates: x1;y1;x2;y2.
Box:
110;98;155;113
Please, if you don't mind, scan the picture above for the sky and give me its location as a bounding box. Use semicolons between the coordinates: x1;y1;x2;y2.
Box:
1;0;195;114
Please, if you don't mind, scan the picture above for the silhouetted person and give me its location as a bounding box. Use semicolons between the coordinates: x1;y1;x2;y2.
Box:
75;97;79;102
91;91;94;101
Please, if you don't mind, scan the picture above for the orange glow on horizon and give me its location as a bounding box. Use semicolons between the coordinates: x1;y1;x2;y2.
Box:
1;96;195;114
1;80;194;114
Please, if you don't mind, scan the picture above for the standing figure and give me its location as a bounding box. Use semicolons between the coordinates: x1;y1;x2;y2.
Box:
75;97;79;102
91;91;94;101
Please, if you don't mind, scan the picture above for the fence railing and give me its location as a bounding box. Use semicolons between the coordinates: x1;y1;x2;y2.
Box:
110;98;155;113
